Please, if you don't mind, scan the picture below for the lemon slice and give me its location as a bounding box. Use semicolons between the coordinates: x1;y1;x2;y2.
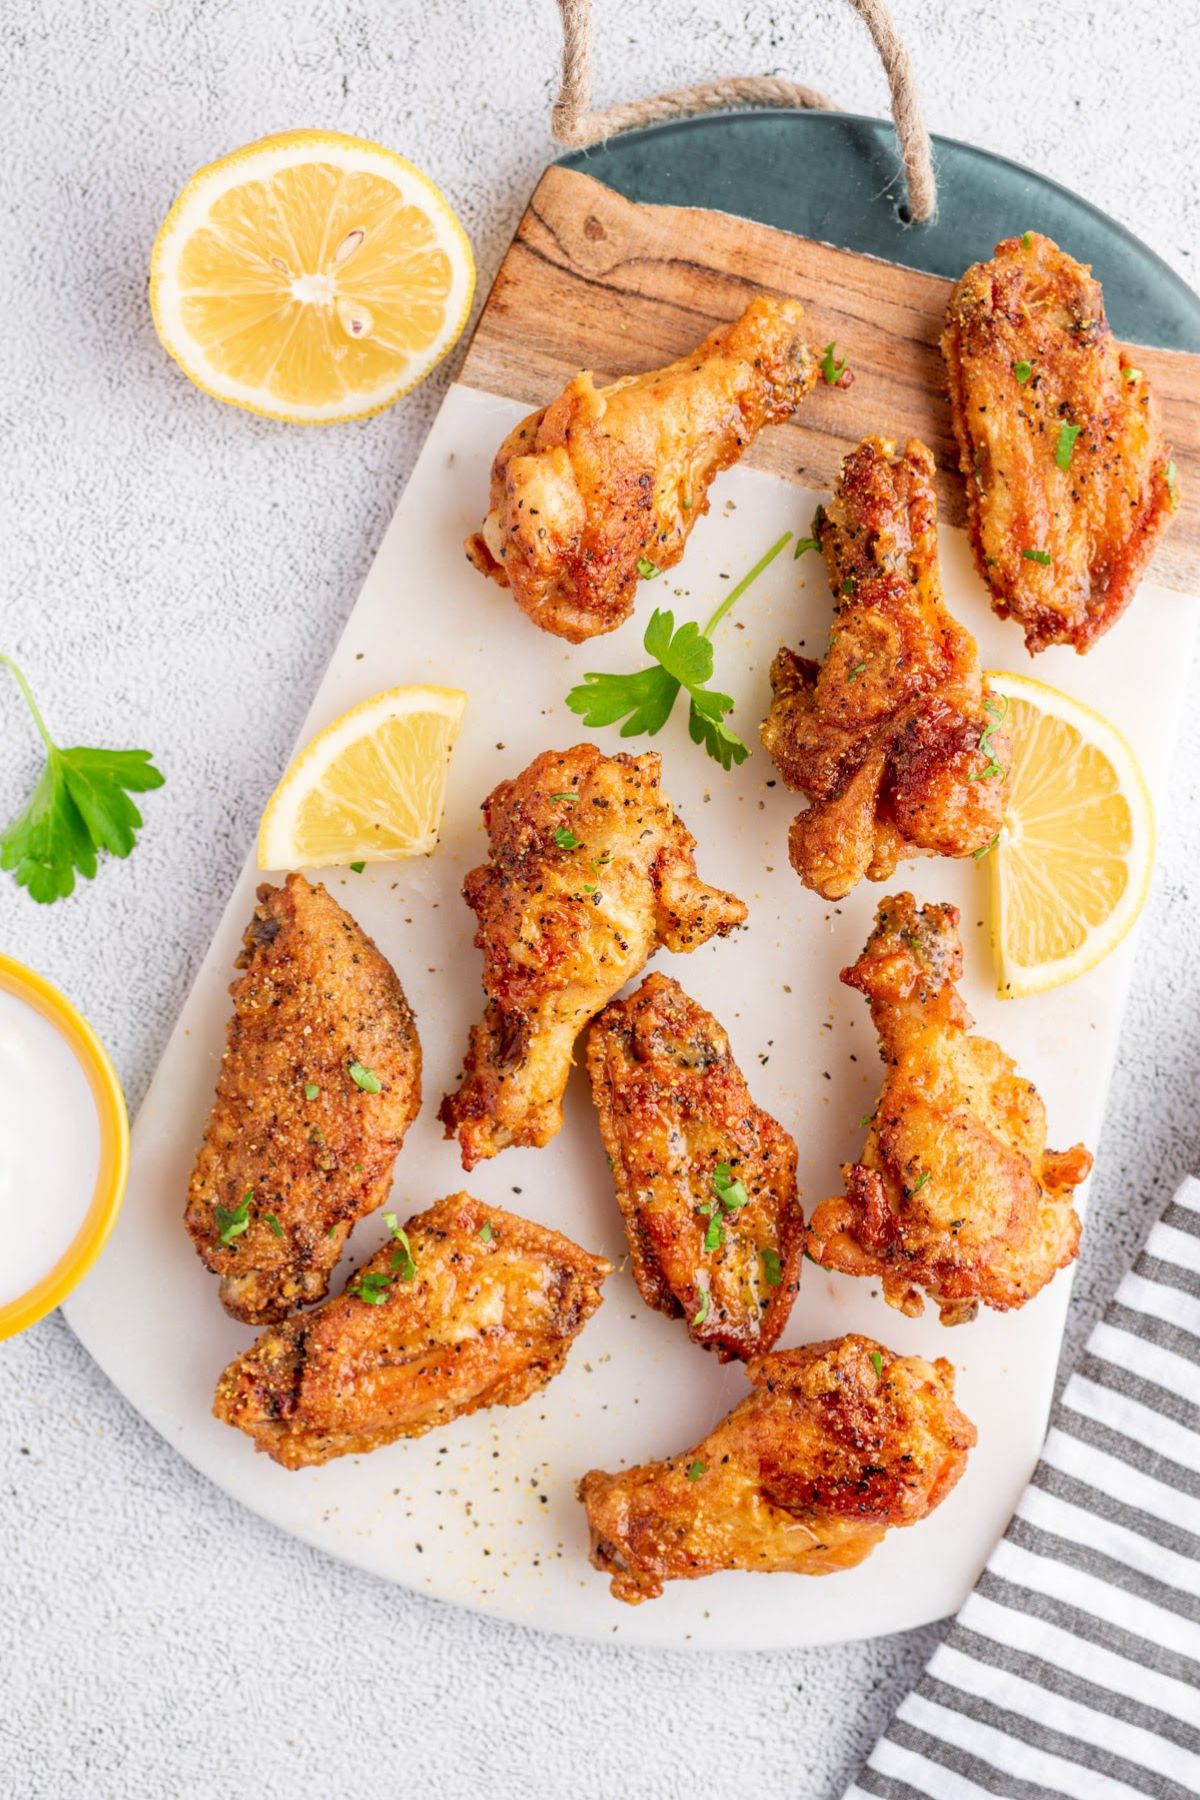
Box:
258;686;467;869
150;130;475;423
984;671;1155;999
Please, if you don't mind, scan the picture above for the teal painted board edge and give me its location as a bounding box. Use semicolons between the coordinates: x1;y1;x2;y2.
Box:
559;111;1200;354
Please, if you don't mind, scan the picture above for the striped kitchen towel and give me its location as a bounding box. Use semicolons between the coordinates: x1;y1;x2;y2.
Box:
848;1175;1200;1800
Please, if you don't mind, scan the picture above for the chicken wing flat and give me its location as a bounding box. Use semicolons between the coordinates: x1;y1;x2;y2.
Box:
214;1194;611;1468
586;973;802;1361
942;231;1176;653
579;1333;975;1603
807;893;1092;1325
185;875;421;1324
439;745;747;1169
761;437;1007;902
464;296;820;642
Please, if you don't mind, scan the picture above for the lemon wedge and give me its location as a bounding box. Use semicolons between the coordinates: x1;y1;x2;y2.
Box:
150;130;474;423
258;686;467;870
984;671;1154;999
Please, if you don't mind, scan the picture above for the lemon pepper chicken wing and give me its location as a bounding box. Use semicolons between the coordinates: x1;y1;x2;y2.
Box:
587;974;802;1360
579;1334;975;1604
807;894;1092;1325
942;231;1176;653
184;875;421;1324
214;1194;610;1468
761;437;1007;901
465;296;820;642
439;745;747;1170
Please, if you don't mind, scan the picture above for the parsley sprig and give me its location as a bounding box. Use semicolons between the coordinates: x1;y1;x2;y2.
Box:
1;654;164;905
565;532;792;770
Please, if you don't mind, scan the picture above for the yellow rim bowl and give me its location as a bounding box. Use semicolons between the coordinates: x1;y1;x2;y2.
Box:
0;954;129;1340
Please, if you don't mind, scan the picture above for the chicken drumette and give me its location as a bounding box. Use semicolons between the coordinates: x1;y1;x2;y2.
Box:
807;893;1092;1324
214;1194;611;1469
439;745;746;1170
184;875;421;1324
942;231;1176;653
761;436;1007;901
465;296;820;642
579;1334;975;1604
587;973;802;1361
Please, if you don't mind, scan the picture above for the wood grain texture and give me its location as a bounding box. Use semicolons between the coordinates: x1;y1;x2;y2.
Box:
460;164;1200;594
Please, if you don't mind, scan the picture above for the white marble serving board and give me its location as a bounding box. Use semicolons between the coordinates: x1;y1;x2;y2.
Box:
64;381;1197;1649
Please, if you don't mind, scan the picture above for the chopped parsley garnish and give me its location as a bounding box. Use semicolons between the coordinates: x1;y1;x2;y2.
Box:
692;1286;711;1327
549;792;576;803
1013;360;1032;385
1022;548;1052;565
636;557;662;580
1167;460;1180;511
1124;366;1142;385
349;861;366;873
704;1214;724;1253
761;1247;782;1288
712;1161;749;1212
1055;421;1081;471
554;824;582;850
859;1113;875;1128
348;1060;381;1093
350;1271;392;1305
848;662;867;682
566;532;792;770
870;1350;884;1379
383;1211;416;1281
793;535;821;559
479;1221;493;1243
686;1459;707;1481
265;1212;284;1238
1021;231;1033;249
304;1082;320;1100
968;692;1007;782
215;1191;252;1246
821;341;849;384
972;833;1000;861
909;1170;931;1194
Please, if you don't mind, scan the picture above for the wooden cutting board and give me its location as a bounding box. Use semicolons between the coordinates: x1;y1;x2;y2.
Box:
460;163;1200;593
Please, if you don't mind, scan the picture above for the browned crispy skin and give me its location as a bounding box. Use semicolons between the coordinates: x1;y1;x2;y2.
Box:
942;232;1176;653
465;296;820;642
439;745;747;1170
579;1334;975;1603
184;875;421;1324
807;894;1092;1325
586;973;802;1361
214;1194;611;1469
761;437;1007;901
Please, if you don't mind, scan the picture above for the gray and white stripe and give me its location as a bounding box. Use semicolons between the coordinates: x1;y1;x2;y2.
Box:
848;1177;1200;1800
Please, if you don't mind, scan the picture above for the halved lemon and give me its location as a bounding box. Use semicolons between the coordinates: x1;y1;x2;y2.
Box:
150;130;475;423
258;686;467;869
984;671;1155;999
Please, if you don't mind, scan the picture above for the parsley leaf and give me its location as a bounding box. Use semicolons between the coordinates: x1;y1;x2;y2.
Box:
478;1221;493;1243
1013;360;1033;385
972;833;1000;860
565;533;791;769
265;1212;284;1238
0;655;164;905
1022;548;1052;565
712;1162;749;1212
349;1060;381;1093
793;535;821;559
870;1350;884;1379
350;1271;392;1305
636;557;662;580
549;791;576;803
216;1191;252;1246
1055;421;1081;471
554;824;583;850
349;860;366;873
703;1214;724;1253
692;1285;711;1327
821;342;849;384
304;1082;320;1101
686;1459;707;1481
761;1247;782;1288
383;1211;416;1281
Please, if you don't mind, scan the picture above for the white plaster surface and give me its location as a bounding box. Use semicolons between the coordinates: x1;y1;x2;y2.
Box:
1;3;1198;1796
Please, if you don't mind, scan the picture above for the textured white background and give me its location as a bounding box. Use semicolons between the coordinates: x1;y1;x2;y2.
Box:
1;3;1198;1796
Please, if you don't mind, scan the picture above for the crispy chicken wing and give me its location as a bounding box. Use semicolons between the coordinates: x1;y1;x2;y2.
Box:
807;893;1092;1324
942;231;1176;653
586;973;802;1361
579;1333;975;1603
465;296;820;642
214;1194;611;1468
185;875;421;1324
761;437;1007;901
439;745;747;1169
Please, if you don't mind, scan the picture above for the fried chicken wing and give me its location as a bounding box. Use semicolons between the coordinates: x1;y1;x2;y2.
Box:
185;875;421;1324
439;745;747;1169
465;296;820;642
579;1333;975;1603
807;894;1092;1324
761;437;1008;901
942;231;1176;653
214;1194;610;1468
586;973;802;1361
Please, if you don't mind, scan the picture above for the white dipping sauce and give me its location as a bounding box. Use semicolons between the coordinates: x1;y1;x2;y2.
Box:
0;986;101;1307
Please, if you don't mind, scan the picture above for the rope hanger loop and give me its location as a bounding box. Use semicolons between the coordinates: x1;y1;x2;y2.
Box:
551;0;937;225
